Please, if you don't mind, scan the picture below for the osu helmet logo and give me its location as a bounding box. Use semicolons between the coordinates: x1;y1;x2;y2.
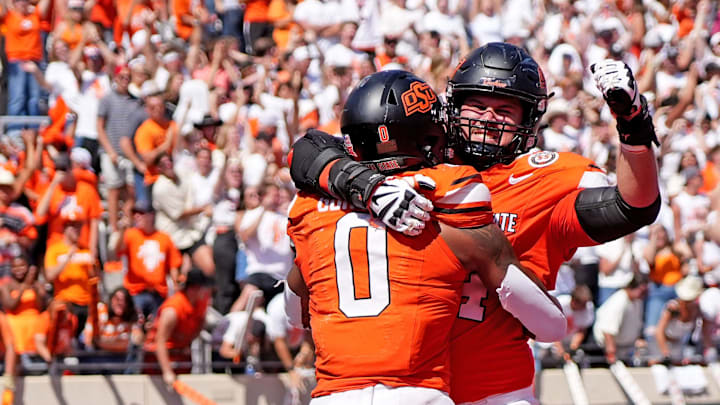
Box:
401;81;437;116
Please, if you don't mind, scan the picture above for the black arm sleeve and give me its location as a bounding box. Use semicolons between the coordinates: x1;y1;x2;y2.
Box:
575;186;661;243
289;129;385;209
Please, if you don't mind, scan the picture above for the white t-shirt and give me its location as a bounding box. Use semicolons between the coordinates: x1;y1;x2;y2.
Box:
558;294;595;343
700;240;720;286
44;61;78;107
241;152;268;188
469;12;503;46
152;175;203;250
237;207;293;280
190;168;221;208
324;43;365;69
593;289;644;347
655;70;688;103
595;238;637;289
417;11;464;37
699;288;720;325
265;293;305;348
541;127;579;153
672;191;710;235
63;71;111;139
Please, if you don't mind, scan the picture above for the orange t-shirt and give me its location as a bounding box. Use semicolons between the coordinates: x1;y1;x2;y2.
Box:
672;4;694;38
58;22;83;49
119;228;182;297
288;164;492;398
449;151;607;403
650;250;683;286
38;0;54;32
700;162;719;194
6;288;43;354
113;0;133;44
134;119;177;185
39;182;103;248
172;0;194;40
373;53;408;71
45;241;94;306
267;0;296;50
90;0;116;28
244;0;269;23
1;8;43;61
144;291;209;351
83;302;140;352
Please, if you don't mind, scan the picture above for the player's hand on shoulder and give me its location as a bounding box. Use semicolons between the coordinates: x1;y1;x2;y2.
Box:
369;174;436;236
590;60;641;120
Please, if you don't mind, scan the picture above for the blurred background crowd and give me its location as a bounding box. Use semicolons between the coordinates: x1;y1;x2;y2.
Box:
0;0;719;391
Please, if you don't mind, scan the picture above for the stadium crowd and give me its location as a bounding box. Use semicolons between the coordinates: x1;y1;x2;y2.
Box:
0;0;720;401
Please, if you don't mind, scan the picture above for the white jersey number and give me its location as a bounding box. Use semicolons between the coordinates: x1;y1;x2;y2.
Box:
335;213;390;317
458;273;488;322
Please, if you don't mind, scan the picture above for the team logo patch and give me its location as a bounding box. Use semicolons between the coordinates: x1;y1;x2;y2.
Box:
528;151;558;168
401;81;437;116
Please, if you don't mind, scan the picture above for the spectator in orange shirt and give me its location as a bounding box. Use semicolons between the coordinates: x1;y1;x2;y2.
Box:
1;250;44;385
35;154;102;262
0;252;41;392
173;0;207;41
43;208;97;343
0;0;51;126
133;94;178;204
52;0;85;50
243;0;271;54
373;34;408;71
115;202;182;320
82;287;144;370
0;169;38;277
143;268;213;388
87;0;116;41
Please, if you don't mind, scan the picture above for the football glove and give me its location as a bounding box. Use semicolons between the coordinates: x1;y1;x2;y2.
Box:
369;174;436;236
590;60;659;148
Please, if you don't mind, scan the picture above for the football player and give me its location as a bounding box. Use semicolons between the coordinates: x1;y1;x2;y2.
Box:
286;70;565;404
287;43;660;405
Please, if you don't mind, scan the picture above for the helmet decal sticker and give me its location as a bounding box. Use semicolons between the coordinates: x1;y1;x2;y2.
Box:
401;81;438;116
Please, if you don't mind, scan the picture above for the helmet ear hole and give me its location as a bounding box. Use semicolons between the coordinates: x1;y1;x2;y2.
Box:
387;89;398;105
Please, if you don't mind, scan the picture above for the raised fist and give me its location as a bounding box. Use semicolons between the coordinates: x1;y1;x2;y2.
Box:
590;60;659;147
590;60;641;120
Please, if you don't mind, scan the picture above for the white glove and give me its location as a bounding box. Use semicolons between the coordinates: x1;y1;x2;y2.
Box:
590;60;642;119
369;174;436;236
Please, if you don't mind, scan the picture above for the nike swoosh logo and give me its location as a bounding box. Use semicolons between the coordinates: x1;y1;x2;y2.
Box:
508;173;533;185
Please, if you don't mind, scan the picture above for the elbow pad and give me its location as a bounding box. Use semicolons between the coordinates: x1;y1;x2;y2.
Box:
496;264;567;343
289;129;348;195
284;283;305;329
575;187;661;244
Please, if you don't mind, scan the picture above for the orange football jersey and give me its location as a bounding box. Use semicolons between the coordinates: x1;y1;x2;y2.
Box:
449;151;608;403
287;164;493;398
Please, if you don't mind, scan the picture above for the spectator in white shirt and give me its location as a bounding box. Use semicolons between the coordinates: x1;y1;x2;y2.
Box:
593;272;649;364
232;182;293;312
699;287;720;363
596;234;641;305
152;154;216;276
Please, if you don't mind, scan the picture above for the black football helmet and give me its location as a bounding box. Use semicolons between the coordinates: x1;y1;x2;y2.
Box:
341;70;445;174
446;42;550;169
